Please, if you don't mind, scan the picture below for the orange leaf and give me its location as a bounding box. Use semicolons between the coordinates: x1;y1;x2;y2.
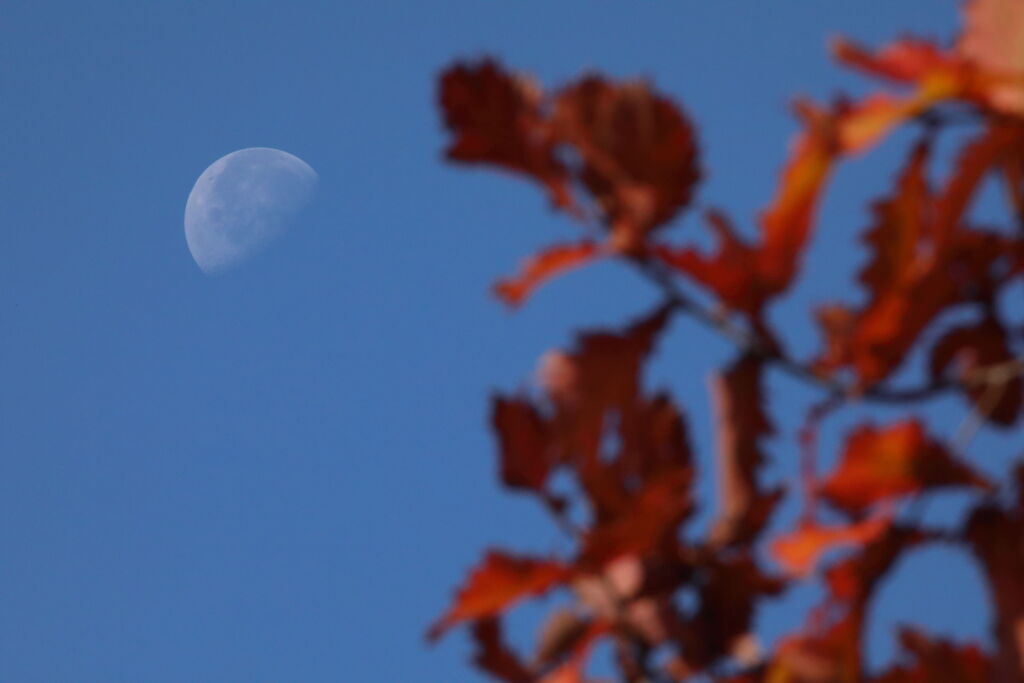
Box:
655;101;842;316
494;242;601;307
428;552;571;640
820;420;990;514
832;8;1024;124
767;526;926;680
813;129;1016;386
439;60;575;211
830;38;966;153
757;100;841;288
832;36;960;85
770;514;891;578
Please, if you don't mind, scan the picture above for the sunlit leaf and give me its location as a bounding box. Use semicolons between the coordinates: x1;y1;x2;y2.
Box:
494;242;602;307
429;552;571;640
820;420;990;514
770;514;891;578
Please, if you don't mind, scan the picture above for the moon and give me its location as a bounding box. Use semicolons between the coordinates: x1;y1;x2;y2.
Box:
184;148;318;274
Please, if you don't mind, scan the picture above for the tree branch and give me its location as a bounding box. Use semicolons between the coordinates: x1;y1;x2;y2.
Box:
631;257;951;404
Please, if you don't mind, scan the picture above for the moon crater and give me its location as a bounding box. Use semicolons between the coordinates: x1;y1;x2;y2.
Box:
185;147;318;273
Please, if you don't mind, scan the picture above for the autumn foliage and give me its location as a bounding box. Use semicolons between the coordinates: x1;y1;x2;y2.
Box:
431;1;1024;681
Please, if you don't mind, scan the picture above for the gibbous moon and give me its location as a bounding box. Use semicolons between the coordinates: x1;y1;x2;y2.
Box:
184;148;318;273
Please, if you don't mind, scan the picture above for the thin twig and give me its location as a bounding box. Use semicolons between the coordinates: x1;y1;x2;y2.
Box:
950;358;1024;455
631;258;951;404
798;395;845;525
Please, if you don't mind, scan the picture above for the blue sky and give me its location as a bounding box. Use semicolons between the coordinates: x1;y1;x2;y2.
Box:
3;1;1016;680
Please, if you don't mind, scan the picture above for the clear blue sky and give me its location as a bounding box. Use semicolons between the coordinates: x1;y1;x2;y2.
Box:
3;1;1016;681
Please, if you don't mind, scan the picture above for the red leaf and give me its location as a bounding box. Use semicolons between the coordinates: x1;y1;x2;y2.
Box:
766;619;862;683
814;129;1016;386
964;464;1024;683
767;526;926;680
616;394;693;485
770;513;891;578
653;210;764;316
655;101;842;316
875;629;993;683
439;60;574;211
493;241;602;307
707;355;783;548
536;305;672;477
553;77;701;252
491;397;553;493
470;618;534;683
858;142;930;301
823;524;926;607
428;552;571;640
930;318;1023;427
672;554;786;672
820;420;990;514
578;466;693;567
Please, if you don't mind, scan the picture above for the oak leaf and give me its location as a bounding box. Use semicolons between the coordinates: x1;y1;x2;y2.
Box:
814;129;1016;386
439;60;574;210
820;420;990;514
654;100;841;317
491;397;553;494
765;526;925;681
429;551;571;640
553;77;701;253
578;466;692;567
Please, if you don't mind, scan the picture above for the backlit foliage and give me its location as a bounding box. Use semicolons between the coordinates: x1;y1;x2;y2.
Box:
431;1;1024;680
